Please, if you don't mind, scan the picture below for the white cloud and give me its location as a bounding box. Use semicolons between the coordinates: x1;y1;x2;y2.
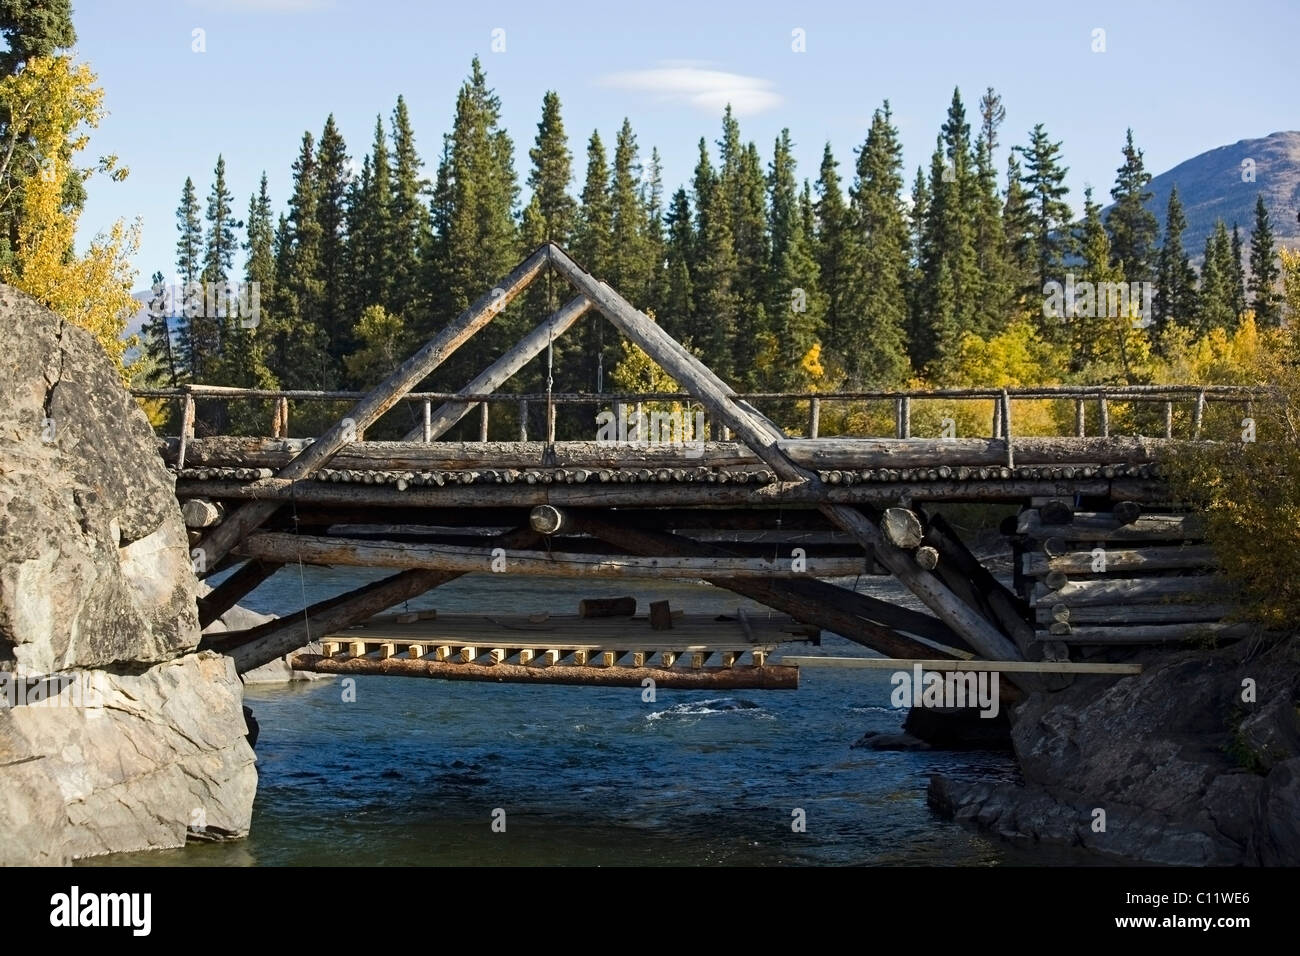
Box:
599;63;782;116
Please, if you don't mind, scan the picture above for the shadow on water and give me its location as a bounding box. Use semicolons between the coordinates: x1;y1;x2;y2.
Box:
85;567;1087;866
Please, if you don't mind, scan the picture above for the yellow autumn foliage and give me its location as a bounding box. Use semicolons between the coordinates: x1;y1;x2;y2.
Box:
0;56;138;374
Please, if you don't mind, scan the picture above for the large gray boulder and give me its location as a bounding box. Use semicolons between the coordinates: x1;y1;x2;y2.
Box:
929;636;1300;865
0;285;256;864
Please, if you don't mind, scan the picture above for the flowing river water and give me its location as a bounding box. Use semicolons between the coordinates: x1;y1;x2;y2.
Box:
92;567;1048;866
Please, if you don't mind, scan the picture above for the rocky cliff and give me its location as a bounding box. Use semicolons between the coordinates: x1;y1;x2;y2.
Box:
0;285;256;865
928;637;1300;865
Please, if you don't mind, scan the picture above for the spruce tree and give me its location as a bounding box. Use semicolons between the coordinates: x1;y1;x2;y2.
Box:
1248;194;1282;325
845;103;910;383
390;95;429;323
430;59;519;385
906;165;930;348
1014;124;1073;336
766;129;825;387
174;176;204;379
813;143;851;360
662;186;695;343
642;147;667;316
1154;185;1197;338
1001;153;1037;313
142;269;179;388
607;118;652;302
1197;220;1236;332
917;90;980;368
693;173;739;382
571;130;611;390
972;88;1010;334
1229;223;1247;321
267;132;332;390
520;91;576;338
1105;129;1158;285
349;117;394;318
1072;186;1130;374
314;115;351;357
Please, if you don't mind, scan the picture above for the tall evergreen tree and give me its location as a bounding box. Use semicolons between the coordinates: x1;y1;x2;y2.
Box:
661;186;694;343
174;176;204;378
267;132;332;389
1229;223;1247;321
1105;128;1158;285
519;90;577;374
571;130;611;390
203;155;240;285
813;144;852;357
607;117;652;302
314;115;351;357
1197;220;1236;332
917;90;980;368
1248;194;1282;325
690;138;738;381
389;95;428;323
972;88;1010;334
642;146;667;316
430;59;519;381
1001;153;1037;313
845;103;910;382
1014;124;1073;337
1154;185;1197;337
1072;186;1129;373
348;116;394;318
766;128;825;387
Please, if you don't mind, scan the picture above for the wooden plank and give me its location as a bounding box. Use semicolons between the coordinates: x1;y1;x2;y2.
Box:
1023;546;1218;576
1042;621;1253;643
291;653;799;689
400;295;591;442
234;532;873;579
194;246;549;571
1017;510;1205;542
178;477;1165;509
1035;603;1235;625
172;435;1186;472
782;656;1141;675
1031;575;1233;607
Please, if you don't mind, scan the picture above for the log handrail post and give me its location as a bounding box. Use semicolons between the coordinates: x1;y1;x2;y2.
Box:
1164;400;1173;439
1001;390;1014;468
1099;396;1110;437
992;397;1003;439
895;397;905;438
809;397;820;439
478;401;490;442
177;389;195;471
1075;398;1085;437
519;399;528;441
422;399;432;442
1193;390;1206;439
547;402;557;443
901;396;911;439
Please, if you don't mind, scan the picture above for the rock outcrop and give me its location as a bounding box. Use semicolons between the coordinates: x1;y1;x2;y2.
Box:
0;285;256;864
202;601;326;685
928;637;1300;865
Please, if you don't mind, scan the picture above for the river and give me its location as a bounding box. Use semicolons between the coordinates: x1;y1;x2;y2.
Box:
95;567;1027;866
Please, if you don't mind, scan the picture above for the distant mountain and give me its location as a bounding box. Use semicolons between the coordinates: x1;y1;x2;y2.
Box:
1126;130;1300;264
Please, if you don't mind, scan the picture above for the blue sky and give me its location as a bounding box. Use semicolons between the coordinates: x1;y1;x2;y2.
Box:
70;0;1299;288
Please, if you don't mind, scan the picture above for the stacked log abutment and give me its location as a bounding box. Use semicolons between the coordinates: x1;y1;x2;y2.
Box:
1014;500;1248;647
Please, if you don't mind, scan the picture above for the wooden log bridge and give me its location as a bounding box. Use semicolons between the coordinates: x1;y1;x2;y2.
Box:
140;243;1258;690
290;610;809;689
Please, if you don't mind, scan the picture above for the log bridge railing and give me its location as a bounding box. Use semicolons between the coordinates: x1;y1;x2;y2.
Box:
133;382;1261;449
141;243;1260;692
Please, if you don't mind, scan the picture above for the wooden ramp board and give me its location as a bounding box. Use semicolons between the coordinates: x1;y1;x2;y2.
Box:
305;610;819;683
290;653;798;689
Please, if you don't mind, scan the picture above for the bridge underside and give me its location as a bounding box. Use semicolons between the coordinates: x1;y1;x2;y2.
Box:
164;243;1239;692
